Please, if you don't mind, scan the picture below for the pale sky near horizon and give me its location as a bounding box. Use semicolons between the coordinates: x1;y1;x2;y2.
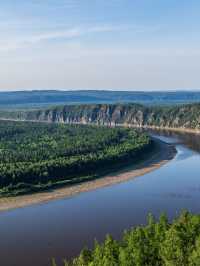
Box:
0;0;200;91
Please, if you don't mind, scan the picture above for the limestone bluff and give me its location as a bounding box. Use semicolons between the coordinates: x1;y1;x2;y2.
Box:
1;103;200;131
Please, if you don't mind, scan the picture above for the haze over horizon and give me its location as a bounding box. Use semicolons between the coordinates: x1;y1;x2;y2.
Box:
1;1;200;91
1;88;200;93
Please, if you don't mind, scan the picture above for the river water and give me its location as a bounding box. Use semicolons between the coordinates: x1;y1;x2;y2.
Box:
0;130;200;266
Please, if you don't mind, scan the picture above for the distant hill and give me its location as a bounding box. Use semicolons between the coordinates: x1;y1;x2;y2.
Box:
1;90;200;109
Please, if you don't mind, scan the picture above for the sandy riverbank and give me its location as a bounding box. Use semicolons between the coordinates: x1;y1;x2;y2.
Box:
0;139;176;212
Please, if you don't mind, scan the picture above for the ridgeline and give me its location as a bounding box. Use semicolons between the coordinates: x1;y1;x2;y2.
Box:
1;103;200;131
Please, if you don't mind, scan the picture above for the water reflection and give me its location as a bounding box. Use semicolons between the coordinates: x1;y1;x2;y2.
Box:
147;128;200;152
0;130;200;266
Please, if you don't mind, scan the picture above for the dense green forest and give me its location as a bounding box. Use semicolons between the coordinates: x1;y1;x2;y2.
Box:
2;102;200;131
52;211;200;266
0;121;152;196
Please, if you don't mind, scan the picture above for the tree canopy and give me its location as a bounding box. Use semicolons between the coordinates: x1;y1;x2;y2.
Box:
53;212;200;266
0;121;151;196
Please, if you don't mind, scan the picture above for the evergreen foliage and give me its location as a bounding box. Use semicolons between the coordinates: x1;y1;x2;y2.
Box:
53;212;200;266
0;121;151;196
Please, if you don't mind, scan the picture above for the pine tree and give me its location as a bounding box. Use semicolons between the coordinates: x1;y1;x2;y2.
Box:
101;235;119;266
90;240;104;266
160;225;187;266
75;247;92;266
189;237;200;266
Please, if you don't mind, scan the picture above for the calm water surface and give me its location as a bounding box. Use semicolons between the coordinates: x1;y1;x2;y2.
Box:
1;131;200;266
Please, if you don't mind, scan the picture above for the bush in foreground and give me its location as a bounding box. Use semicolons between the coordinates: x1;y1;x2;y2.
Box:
52;212;200;266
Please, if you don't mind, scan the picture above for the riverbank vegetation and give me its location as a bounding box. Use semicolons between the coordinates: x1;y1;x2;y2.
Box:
0;121;152;196
53;211;200;266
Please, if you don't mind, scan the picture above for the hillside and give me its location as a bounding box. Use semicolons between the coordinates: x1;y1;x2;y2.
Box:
4;103;200;131
1;90;200;108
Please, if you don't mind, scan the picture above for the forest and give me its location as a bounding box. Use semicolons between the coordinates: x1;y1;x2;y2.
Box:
0;120;152;196
52;211;200;266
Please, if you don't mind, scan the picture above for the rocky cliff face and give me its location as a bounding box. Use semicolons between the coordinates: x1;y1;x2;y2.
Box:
22;104;147;126
11;103;200;130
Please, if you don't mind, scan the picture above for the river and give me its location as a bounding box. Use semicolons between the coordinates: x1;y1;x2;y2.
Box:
0;130;200;266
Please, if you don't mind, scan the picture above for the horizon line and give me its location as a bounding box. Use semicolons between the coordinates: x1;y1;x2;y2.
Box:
0;88;200;93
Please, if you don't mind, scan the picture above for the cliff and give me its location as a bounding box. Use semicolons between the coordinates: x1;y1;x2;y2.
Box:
1;103;200;131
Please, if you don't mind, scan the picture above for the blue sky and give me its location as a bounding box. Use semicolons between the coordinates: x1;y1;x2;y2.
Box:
0;0;200;90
